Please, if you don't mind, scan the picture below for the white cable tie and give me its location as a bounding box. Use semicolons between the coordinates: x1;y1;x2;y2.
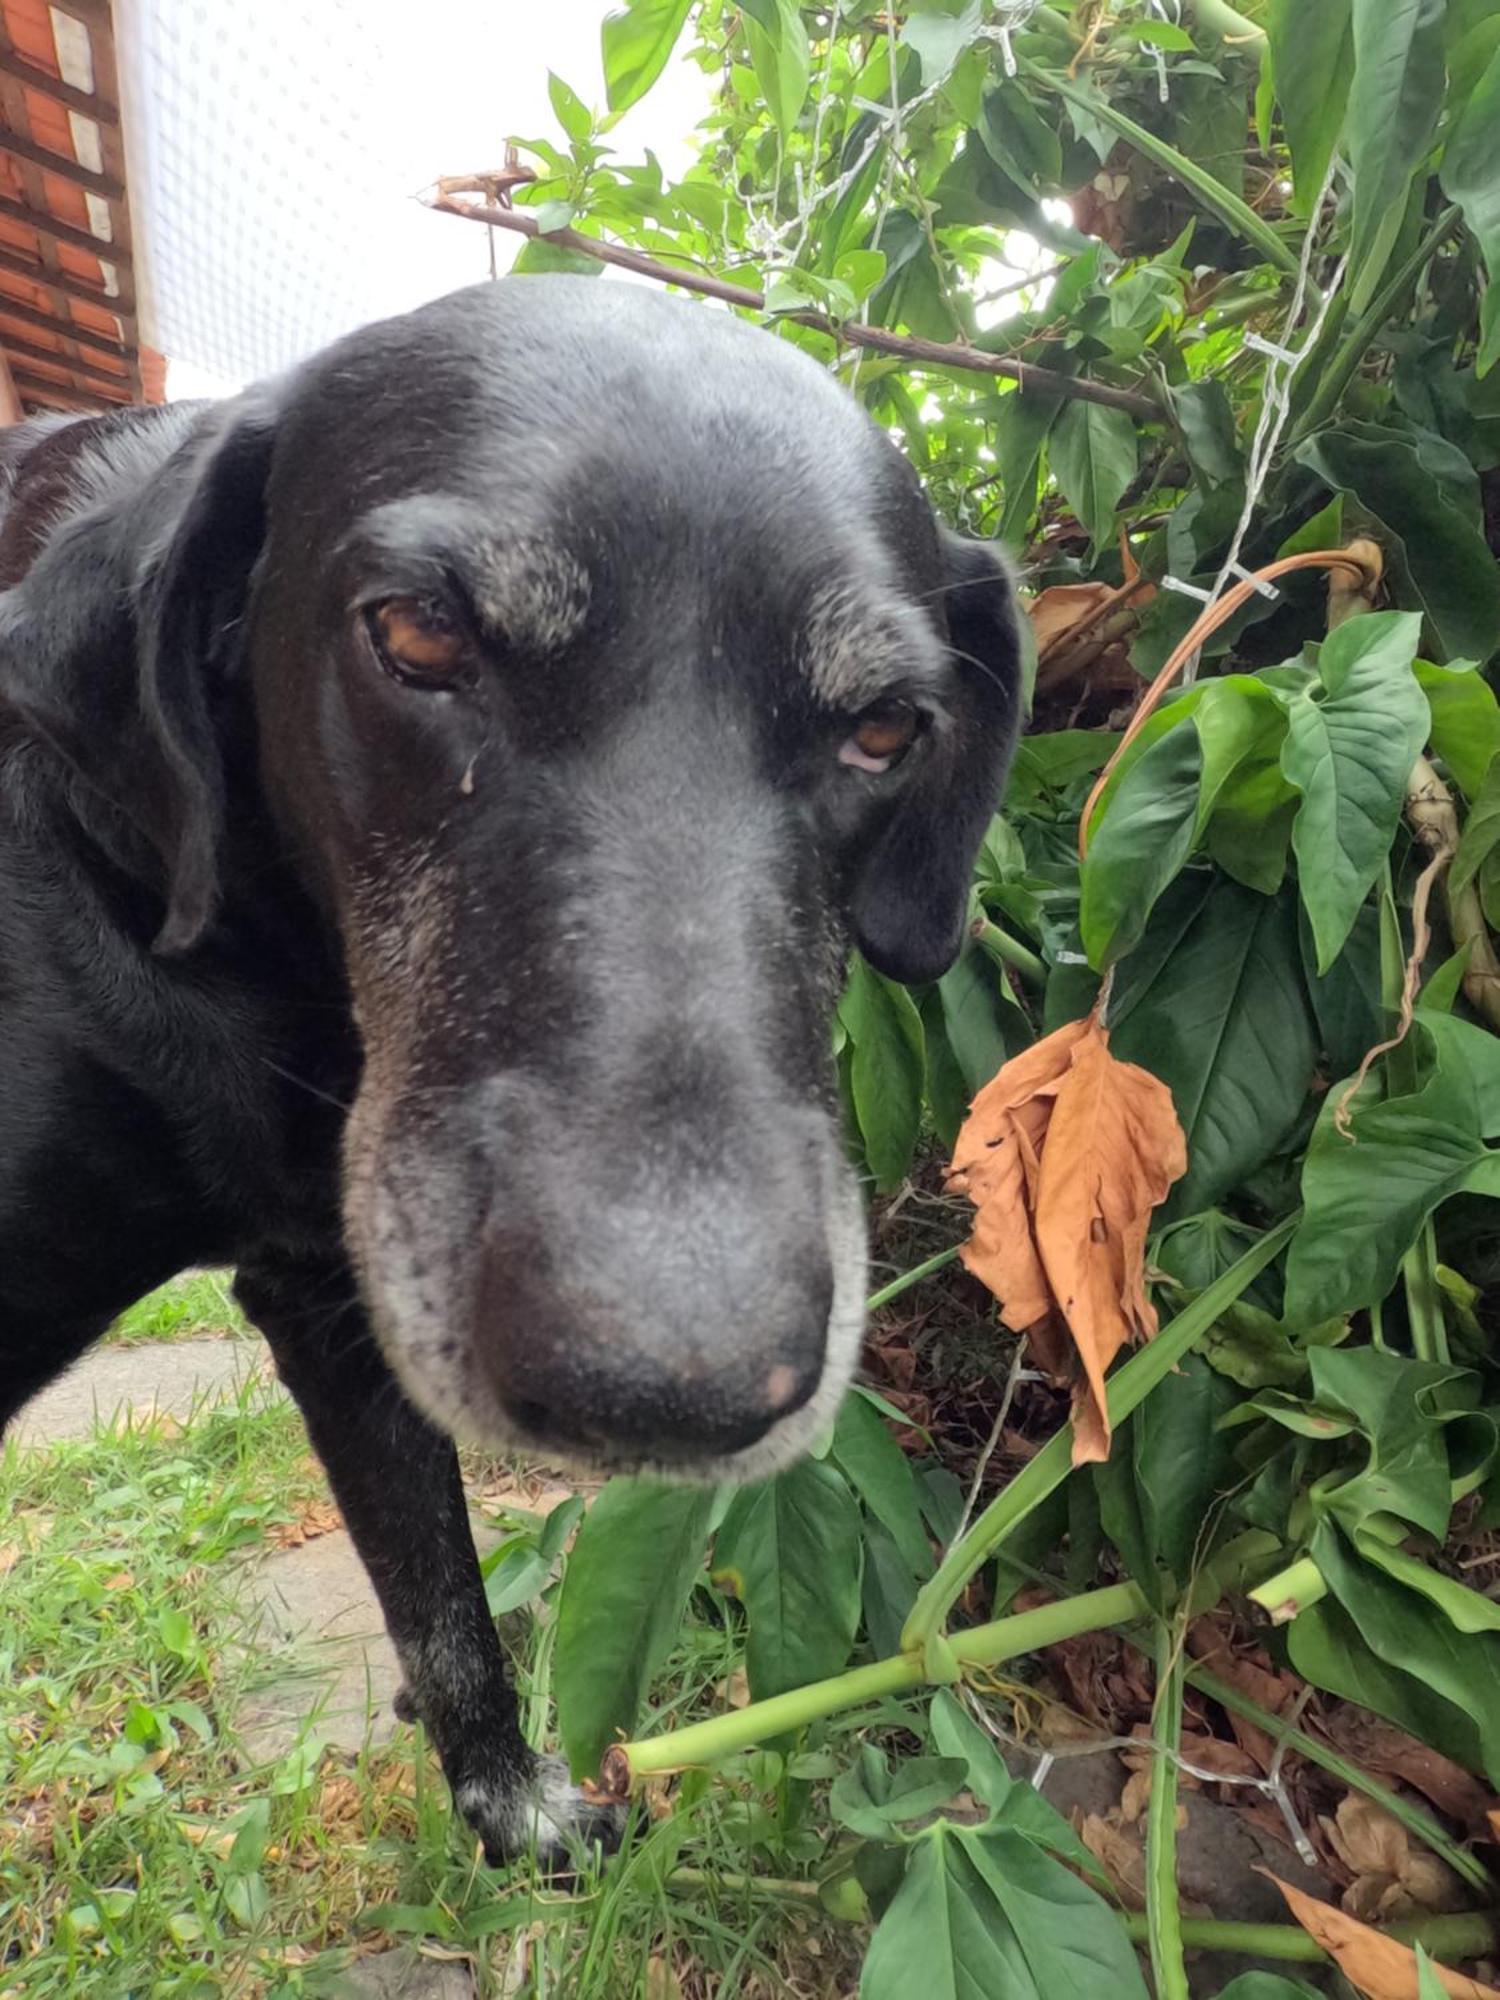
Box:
998;26;1018;75
1030;1752;1056;1792
1243;330;1300;368
1161;574;1215;603
1154;50;1170;101
1053;949;1091;964
1227;559;1280;601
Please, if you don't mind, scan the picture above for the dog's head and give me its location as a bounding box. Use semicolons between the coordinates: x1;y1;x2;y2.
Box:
5;279;1020;1479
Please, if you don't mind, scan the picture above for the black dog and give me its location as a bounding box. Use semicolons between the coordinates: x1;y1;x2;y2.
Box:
0;277;1020;1858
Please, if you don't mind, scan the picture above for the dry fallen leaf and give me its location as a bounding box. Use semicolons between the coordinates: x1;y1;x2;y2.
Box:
1323;1794;1465;1922
948;1010;1186;1462
1028;581;1120;657
1268;1873;1500;1998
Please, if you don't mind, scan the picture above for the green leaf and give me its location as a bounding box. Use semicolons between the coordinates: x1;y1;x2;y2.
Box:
1048;399;1137;548
831;1392;935;1580
1267;0;1353;207
601;0;694;115
547;73;592;146
1346;0;1448;311
926;1692;1108;1883
1295;424;1500;665
1300;902;1381;1078
1130;1355;1239;1584
713;1459;862;1701
831;1745;970;1837
743;0;811;140
860;1823;1151;2000
902;0;981;87
1080;726;1202;969
555;1478;715;1777
1287;1590;1492;1787
1453;753;1500;895
1170;380;1243;489
1308;1344;1474;1537
935;935;1028;1099
1286;1012;1500;1321
1416;658;1500;800
838;955;927;1190
1417;1945;1448;2000
1279;610;1429;971
1311;1519;1500;1783
1215;1979;1328;2000
1355;1527;1500;1633
529;198;577;236
992;389;1061;547
1109;878;1319;1220
1440;42;1500;374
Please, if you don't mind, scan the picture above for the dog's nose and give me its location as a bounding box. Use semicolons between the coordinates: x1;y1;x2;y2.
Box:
501;1342;823;1459
475;1239;830;1461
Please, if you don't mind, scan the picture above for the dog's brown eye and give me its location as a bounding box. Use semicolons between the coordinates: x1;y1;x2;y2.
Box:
839;700;920;774
368;596;468;686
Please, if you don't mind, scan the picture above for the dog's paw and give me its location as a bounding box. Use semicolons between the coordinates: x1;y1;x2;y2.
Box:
457;1754;625;1870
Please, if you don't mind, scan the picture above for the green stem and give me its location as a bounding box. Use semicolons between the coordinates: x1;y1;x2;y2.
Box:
1146;1627;1190;2000
1247;1554;1328;1625
901;1216;1299;1655
618;1582;1147;1776
865;1245;960;1312
1185;0;1265;38
970;917;1047;988
1405;1221;1450;1366
1289;205;1463;444
1184;1662;1494;1894
1123;1911;1499;1964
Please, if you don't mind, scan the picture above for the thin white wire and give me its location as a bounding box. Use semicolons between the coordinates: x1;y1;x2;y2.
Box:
1181;152;1349;682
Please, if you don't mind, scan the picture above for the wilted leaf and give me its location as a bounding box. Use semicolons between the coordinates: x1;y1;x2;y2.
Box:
948;1011;1186;1462
1267;1874;1500;1998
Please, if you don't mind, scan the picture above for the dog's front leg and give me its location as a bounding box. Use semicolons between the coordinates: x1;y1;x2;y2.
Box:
234;1255;618;1866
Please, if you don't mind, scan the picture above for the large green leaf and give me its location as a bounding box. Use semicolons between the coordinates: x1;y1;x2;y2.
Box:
554;1478;716;1778
1109;879;1318;1220
1080;726;1202;969
1286;1012;1500;1320
1346;0;1448;311
838;955;927;1191
1287;1590;1492;1780
1440;40;1500;374
860;1823;1150;2000
935;939;1028;1098
927;1692;1109;1884
1279;610;1429;971
1215;1979;1325;2000
1300;902;1381;1078
1307;1345;1474;1538
831;1391;934;1580
713;1459;863;1700
742;0;811;139
992;389;1062;547
1453;752;1500;895
902;0;982;88
1311;1520;1500;1783
1048;399;1137;548
600;0;695;114
1416;657;1500;800
1295;423;1500;663
1267;0;1353;208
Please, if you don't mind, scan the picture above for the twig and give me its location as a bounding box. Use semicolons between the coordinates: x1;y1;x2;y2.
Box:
425;192;1162;418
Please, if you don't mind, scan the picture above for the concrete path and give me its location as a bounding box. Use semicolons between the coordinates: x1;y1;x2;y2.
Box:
9;1336;277;1446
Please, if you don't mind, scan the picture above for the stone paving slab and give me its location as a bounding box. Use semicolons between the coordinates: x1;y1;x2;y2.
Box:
10;1337;278;1446
328;1947;477;1999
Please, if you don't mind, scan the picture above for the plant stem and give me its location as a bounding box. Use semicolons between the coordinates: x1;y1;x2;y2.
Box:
901;1216;1299;1654
865;1245;960;1312
1248;1554;1328;1625
970;917;1047;987
615;1582;1147;1777
1122;1911;1499;1964
1183;1662;1494;1894
1185;0;1265;39
1290;205;1463;444
1146;1625;1190;2000
1405;1221;1450;1366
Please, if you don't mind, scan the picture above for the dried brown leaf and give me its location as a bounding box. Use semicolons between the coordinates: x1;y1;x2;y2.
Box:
949;1013;1185;1463
1268;1874;1500;1998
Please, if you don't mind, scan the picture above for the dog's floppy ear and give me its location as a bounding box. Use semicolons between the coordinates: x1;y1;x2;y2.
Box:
850;529;1021;986
0;395;277;955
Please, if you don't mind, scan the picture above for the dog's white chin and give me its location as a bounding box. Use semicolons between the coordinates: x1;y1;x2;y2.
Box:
351;1148;870;1489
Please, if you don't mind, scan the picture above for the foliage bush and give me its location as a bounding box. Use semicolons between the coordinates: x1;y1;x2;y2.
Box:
483;2;1500;1989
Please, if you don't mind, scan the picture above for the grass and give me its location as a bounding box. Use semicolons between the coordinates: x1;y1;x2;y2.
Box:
2;1287;861;1998
103;1272;249;1348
